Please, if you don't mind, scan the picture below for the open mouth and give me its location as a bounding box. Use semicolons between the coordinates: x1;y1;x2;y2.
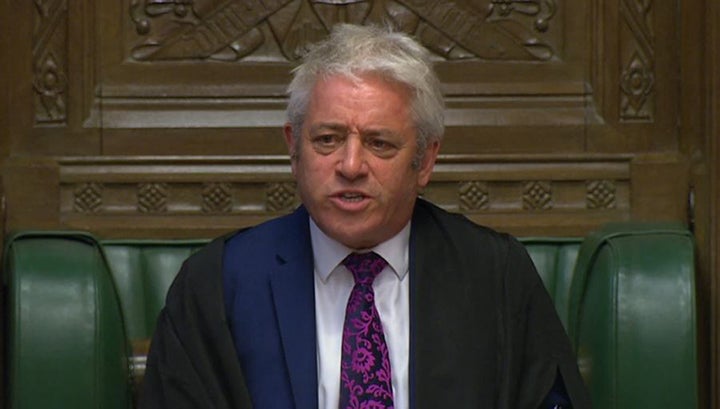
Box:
339;192;366;202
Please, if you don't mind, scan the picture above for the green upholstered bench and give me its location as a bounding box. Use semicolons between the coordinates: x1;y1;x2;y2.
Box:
3;223;698;409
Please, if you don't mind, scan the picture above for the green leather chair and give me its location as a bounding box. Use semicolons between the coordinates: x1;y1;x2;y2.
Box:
99;239;209;394
569;223;698;409
101;240;208;342
4;232;130;409
521;238;582;331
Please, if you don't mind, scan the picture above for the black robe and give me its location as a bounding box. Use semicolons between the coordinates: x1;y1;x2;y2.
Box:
141;200;591;409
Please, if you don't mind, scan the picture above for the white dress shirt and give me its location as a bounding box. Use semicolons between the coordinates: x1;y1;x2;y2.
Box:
310;218;410;409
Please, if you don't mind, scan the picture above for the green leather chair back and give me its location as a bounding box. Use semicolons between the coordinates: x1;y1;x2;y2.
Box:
520;238;582;331
568;223;698;409
101;240;208;342
100;237;581;342
4;232;130;409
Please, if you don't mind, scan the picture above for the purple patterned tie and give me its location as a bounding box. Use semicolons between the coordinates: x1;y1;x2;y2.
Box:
339;252;394;409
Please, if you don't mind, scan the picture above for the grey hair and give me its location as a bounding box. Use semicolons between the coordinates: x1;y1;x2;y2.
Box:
286;24;445;167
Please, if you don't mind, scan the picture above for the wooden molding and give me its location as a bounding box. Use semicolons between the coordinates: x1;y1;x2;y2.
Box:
1;153;690;239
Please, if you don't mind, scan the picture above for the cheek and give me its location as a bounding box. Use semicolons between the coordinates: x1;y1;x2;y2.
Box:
383;167;422;198
295;157;332;193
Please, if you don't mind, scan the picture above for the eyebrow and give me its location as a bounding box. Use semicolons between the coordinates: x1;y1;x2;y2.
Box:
308;123;348;135
309;123;399;139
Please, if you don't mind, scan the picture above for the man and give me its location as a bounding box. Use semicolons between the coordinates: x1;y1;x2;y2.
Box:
141;24;591;409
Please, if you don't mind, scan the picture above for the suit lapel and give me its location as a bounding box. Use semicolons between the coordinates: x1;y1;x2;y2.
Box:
269;207;318;409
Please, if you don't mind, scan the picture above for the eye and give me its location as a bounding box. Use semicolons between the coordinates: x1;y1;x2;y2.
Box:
370;139;389;150
366;137;398;157
311;133;342;154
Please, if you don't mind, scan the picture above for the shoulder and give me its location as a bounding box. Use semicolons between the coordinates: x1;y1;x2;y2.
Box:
413;198;521;254
161;234;226;313
412;199;533;286
168;207;309;302
223;206;309;255
413;199;547;313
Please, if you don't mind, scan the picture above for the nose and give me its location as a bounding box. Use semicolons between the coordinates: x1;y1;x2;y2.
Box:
337;136;368;180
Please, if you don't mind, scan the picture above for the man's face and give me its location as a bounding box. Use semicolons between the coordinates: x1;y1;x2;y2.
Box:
284;74;439;249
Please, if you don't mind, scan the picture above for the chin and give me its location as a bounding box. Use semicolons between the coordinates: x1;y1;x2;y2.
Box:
335;232;372;250
326;226;375;249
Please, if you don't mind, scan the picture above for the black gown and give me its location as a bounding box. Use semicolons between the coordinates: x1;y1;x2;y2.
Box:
141;200;591;409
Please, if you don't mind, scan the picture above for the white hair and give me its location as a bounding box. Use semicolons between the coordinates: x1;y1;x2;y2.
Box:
286;24;445;167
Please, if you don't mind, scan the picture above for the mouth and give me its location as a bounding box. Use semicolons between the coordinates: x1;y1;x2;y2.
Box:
337;192;366;202
330;191;371;209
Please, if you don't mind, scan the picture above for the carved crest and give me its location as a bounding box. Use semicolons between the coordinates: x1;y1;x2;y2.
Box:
128;0;559;62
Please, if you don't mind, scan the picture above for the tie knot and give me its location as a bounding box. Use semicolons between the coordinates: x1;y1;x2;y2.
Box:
342;252;387;286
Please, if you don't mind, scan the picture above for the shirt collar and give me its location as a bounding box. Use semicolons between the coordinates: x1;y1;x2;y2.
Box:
309;218;410;283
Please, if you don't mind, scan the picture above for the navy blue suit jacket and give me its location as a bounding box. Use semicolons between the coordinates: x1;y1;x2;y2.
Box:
222;205;317;409
142;200;591;409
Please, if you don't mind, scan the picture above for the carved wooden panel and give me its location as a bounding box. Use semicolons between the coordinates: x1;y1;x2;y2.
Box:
3;0;680;155
96;0;598;155
0;153;686;238
125;0;561;62
84;0;677;156
619;0;654;122
57;155;629;218
1;0;689;237
33;0;70;126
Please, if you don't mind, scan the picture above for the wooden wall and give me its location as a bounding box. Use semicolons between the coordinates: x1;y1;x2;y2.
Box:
0;0;692;239
1;0;717;407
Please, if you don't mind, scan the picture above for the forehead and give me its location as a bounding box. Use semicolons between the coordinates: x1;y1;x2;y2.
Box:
306;73;413;123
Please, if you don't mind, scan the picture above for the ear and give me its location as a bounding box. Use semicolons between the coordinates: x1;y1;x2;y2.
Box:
283;123;298;175
417;140;440;187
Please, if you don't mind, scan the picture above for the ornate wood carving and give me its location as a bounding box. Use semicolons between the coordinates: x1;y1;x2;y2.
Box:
619;0;655;121
523;181;553;210
266;182;299;212
586;180;617;209
49;154;641;237
488;0;557;33
128;0;560;62
3;0;692;238
33;0;68;125
137;183;169;213
405;0;558;60
202;182;233;213
458;181;490;211
73;182;103;213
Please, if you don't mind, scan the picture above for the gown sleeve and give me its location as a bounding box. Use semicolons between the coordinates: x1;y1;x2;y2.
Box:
501;237;592;409
139;238;254;409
